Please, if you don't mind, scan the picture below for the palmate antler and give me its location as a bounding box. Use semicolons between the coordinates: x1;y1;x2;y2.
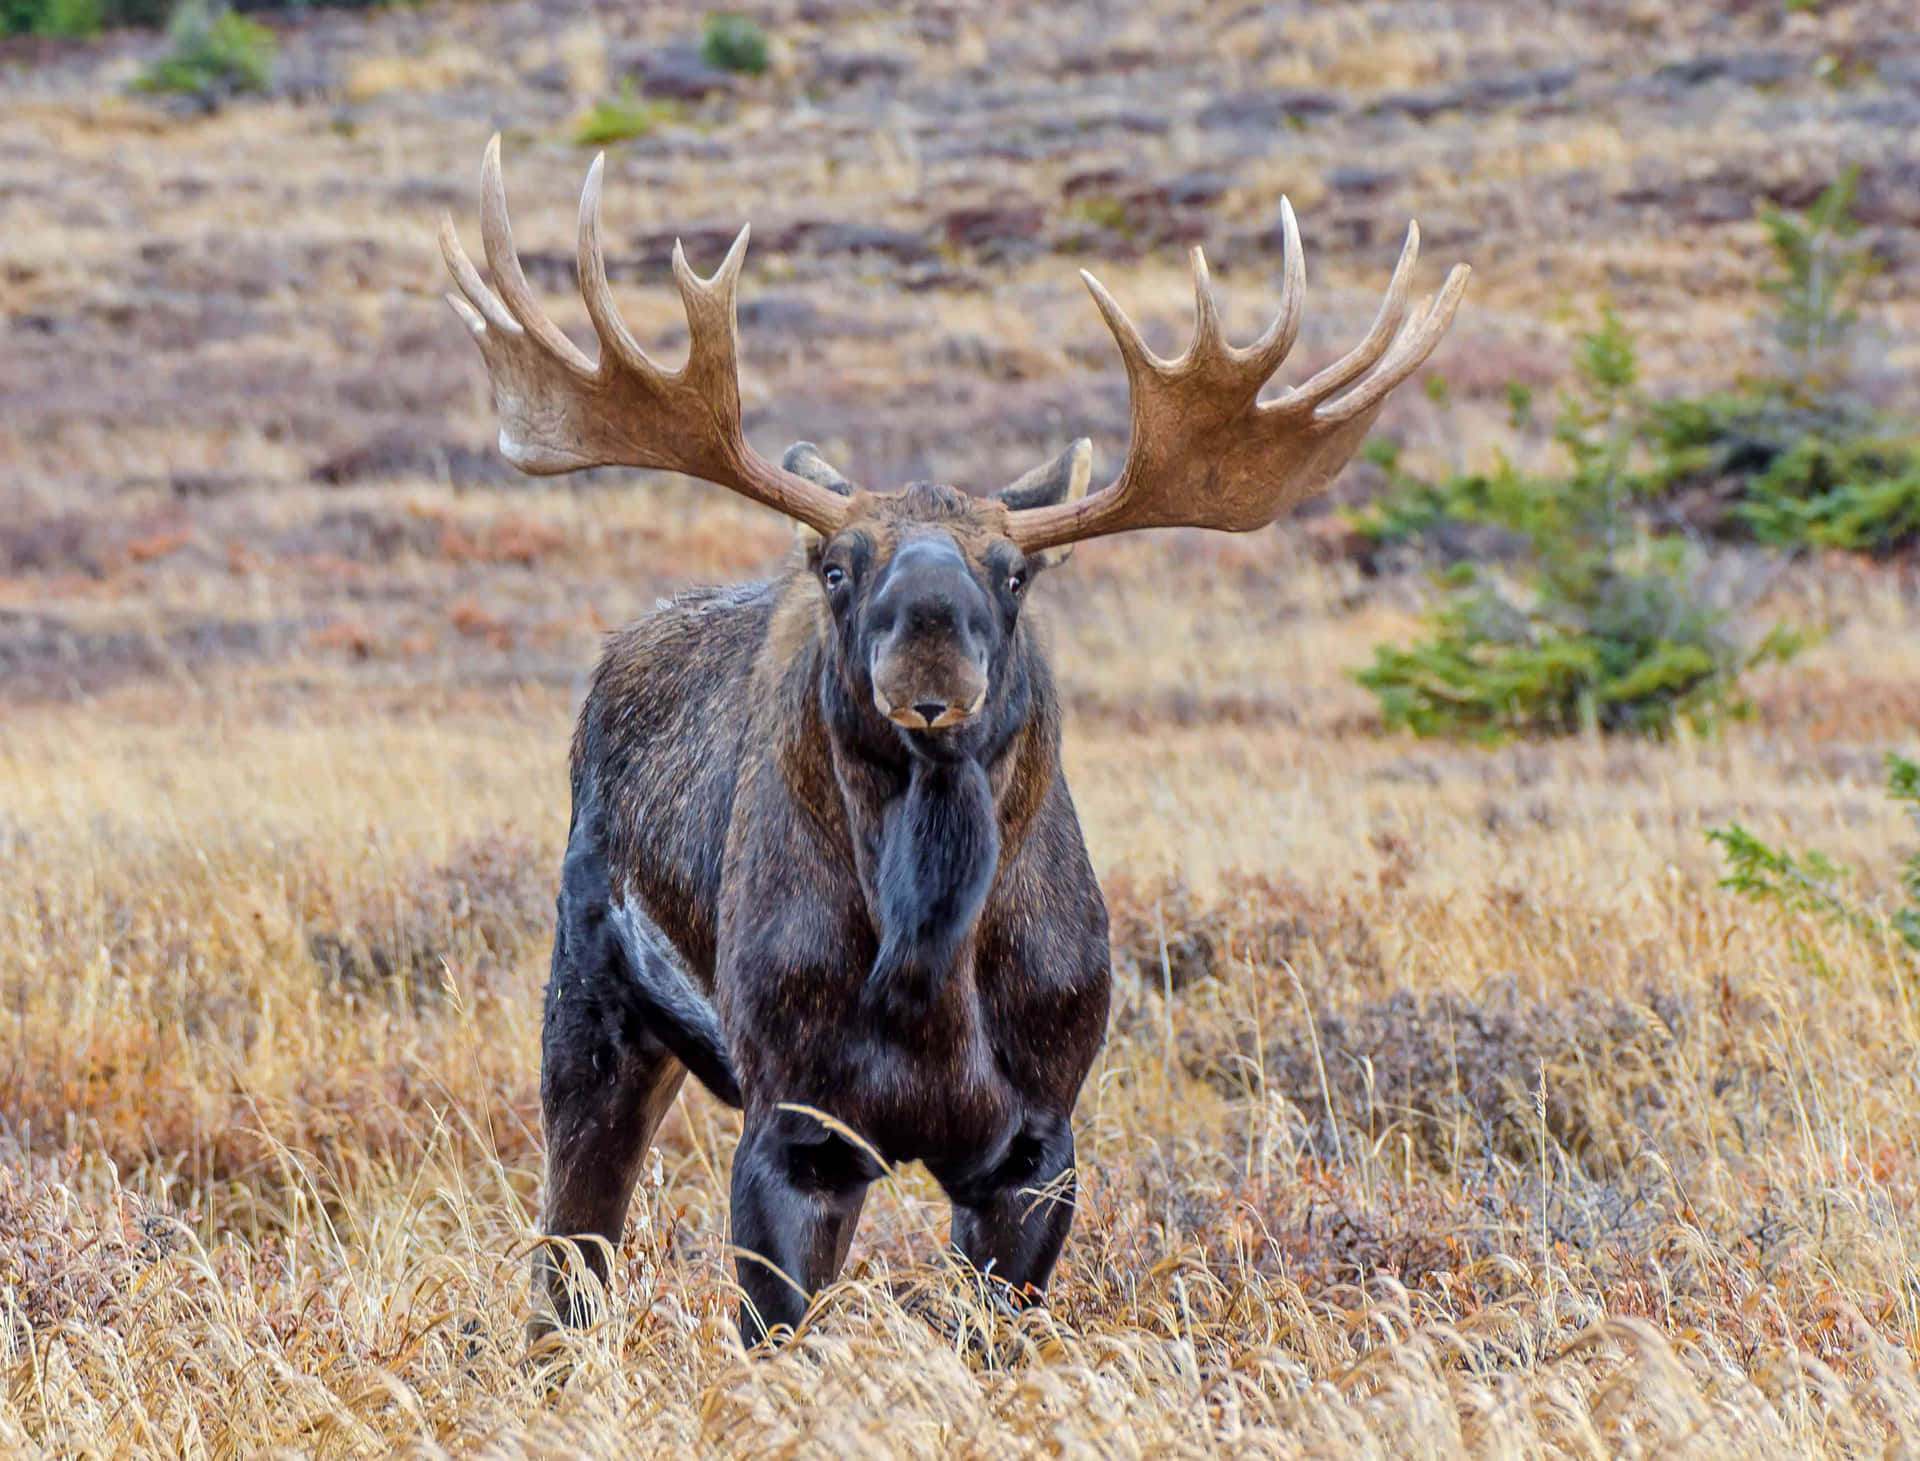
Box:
1003;204;1471;554
441;140;1468;550
439;135;848;534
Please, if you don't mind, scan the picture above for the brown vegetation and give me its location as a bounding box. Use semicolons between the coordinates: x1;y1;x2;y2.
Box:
4;0;1920;1453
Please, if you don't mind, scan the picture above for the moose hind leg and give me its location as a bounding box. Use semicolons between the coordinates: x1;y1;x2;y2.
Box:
941;1112;1078;1305
535;1004;684;1333
531;835;688;1336
729;1107;881;1347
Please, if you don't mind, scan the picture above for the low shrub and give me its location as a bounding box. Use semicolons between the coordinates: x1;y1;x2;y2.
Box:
1641;391;1864;497
2;0;174;35
1366;171;1913;565
1738;433;1920;554
1357;555;1784;739
1646;393;1920;556
700;12;768;75
2;0;95;35
1352;445;1550;557
2;0;368;36
132;0;275;106
1638;169;1916;552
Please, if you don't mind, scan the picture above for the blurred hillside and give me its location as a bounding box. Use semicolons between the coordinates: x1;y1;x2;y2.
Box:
3;0;1917;704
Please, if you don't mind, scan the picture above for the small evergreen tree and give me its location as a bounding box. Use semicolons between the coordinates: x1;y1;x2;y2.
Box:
133;0;275;107
1355;310;1795;741
1759;165;1872;395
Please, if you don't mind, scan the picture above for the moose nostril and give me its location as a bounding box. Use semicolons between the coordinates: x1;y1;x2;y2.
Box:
913;700;947;724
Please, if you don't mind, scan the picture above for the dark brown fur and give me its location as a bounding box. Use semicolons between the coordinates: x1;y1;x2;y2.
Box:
534;459;1110;1346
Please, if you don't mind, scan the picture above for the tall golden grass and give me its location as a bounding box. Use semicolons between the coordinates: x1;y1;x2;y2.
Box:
7;0;1920;1448
6;550;1920;1455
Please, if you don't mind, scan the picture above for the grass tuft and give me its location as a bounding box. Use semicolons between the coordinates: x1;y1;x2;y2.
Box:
573;88;679;146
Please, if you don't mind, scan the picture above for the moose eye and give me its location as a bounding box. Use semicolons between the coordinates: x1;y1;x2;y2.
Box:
822;564;847;590
1007;568;1028;596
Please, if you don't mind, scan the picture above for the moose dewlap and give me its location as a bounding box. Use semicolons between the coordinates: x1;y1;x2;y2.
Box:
441;136;1467;1347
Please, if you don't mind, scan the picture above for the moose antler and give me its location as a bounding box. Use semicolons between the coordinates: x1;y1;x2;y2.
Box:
443;141;1465;551
1003;202;1470;554
439;135;850;535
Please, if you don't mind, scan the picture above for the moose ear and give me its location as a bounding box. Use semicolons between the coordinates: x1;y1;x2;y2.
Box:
782;441;853;494
995;438;1092;568
783;442;852;552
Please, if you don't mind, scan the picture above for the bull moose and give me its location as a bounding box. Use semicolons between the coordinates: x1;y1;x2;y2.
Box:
440;137;1467;1346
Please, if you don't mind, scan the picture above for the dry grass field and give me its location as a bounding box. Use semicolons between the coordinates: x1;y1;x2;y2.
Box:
5;0;1920;1454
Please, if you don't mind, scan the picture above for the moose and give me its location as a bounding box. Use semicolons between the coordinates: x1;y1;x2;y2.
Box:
441;137;1467;1346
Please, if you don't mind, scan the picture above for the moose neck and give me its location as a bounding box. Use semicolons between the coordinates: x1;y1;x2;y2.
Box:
817;632;1038;1017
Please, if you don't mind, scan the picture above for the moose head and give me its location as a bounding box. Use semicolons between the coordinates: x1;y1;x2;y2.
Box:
778;443;1092;752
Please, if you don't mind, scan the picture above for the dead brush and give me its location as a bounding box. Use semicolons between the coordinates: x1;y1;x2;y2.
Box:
8;673;1920;1450
1104;870;1384;995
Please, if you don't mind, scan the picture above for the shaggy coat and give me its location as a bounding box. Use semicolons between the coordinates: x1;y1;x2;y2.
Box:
535;468;1112;1343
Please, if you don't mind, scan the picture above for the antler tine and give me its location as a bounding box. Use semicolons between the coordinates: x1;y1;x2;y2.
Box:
1185;247;1224;362
670;224;751;377
1272;220;1422;417
443;288;486;337
674;221;752;302
576;150;656;378
477;135;594;376
1237;196;1306;373
439;213;518;338
1079;268;1171;377
1312;262;1472;425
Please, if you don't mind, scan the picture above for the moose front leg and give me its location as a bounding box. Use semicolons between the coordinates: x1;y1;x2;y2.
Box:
729;1107;880;1347
939;1112;1078;1306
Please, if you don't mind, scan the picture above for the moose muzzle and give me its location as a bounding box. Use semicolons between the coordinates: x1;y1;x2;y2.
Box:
871;640;988;730
867;537;993;733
